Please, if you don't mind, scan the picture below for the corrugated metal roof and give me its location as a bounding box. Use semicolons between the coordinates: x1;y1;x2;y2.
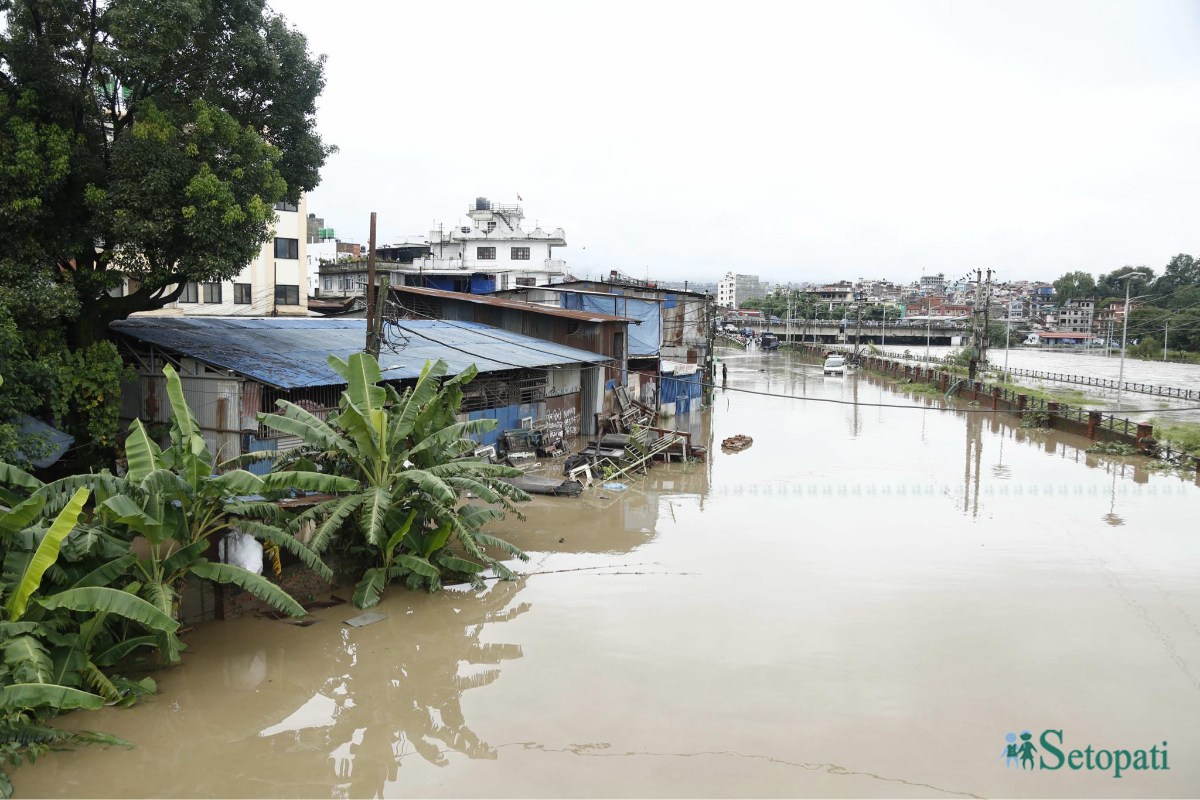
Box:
111;317;610;389
393;285;638;323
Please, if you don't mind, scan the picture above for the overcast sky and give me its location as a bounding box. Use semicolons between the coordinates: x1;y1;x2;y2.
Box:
279;0;1200;285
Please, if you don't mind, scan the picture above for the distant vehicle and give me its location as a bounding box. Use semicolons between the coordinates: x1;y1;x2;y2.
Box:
741;327;753;337
769;316;781;324
761;333;780;351
724;324;738;333
823;355;846;376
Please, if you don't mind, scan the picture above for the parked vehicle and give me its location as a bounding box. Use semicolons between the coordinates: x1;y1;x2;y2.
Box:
823;355;846;375
761;333;780;351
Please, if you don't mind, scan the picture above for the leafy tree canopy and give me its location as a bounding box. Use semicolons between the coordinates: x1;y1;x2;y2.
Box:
0;0;333;344
1051;270;1097;303
1096;265;1155;301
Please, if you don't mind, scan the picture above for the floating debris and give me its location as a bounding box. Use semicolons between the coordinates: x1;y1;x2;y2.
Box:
721;434;754;452
343;610;388;628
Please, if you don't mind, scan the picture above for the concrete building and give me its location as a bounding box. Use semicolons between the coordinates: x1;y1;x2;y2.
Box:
716;273;765;308
147;198;309;317
409;197;569;291
813;282;856;306
919;272;946;295
1057;297;1096;334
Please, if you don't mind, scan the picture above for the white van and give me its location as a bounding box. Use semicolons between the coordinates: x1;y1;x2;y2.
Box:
823;355;846;375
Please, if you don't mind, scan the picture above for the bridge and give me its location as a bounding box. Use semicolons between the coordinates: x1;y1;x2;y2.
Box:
717;318;970;347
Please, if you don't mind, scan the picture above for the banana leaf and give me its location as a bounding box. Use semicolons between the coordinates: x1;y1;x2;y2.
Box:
235;520;332;582
259;471;357;494
122;419;162;483
189;561;305;617
6;487;89;621
0;683;105;711
0;494;46;535
38;587;180;634
0;462;44;491
351;567;386;609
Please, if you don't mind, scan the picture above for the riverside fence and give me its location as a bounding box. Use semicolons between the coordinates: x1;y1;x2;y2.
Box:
818;344;1197;402
795;344;1199;472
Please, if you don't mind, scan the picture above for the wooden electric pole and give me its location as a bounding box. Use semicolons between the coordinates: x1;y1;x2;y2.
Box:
369;276;389;359
365;211;377;354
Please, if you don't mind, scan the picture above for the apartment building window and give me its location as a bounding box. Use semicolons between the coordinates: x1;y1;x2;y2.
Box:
477;246;496;260
274;237;299;259
275;285;300;305
511;247;530;261
203;282;222;303
273;201;299;212
516;277;536;287
179;281;198;303
234;283;251;304
323;277;333;291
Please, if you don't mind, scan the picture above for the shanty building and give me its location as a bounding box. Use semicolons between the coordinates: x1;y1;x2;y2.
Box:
389;284;634;388
493;282;709;419
111;317;614;465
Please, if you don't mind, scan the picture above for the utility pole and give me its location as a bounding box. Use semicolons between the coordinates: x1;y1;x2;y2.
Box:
968;268;991;381
1163;319;1169;361
368;275;389;359
925;296;931;361
705;293;715;401
365;211;377;354
853;305;862;359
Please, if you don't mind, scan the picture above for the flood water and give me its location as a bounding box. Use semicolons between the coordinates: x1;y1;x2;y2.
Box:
17;349;1200;798
863;344;1200;423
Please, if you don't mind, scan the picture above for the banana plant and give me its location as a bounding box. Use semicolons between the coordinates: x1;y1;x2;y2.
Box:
0;487;173;798
253;354;531;609
6;364;357;660
1;487;175;696
91;364;357;655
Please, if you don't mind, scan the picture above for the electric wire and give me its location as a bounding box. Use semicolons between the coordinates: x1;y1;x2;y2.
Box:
383;298;1200;415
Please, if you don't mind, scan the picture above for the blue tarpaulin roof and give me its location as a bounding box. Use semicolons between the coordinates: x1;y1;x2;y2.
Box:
110;317;609;389
14;415;74;468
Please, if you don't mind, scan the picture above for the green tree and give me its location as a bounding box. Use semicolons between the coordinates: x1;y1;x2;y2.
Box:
0;0;333;346
1052;270;1097;303
1153;253;1199;299
1096;265;1155;301
254;354;531;609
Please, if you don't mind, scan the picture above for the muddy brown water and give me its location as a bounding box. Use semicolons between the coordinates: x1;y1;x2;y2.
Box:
15;350;1200;798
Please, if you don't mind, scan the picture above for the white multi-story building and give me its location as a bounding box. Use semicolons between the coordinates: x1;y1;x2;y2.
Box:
143;197;309;316
716;272;765;308
405;197;568;292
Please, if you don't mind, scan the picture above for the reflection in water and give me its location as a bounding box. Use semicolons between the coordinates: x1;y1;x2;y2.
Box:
262;580;530;798
963;410;983;517
1104;461;1126;527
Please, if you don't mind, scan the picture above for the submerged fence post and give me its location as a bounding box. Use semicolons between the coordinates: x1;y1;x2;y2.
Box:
1087;411;1101;440
991;386;1000;409
1136;423;1155;454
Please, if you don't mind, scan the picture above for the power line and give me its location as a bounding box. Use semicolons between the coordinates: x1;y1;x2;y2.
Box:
385;299;1200;415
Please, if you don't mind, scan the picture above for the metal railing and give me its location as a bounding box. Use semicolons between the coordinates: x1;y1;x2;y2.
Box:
996;366;1198;401
849;346;1195;401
